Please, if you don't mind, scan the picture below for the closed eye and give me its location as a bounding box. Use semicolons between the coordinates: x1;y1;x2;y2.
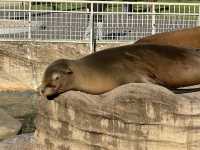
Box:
55;76;59;80
52;73;60;81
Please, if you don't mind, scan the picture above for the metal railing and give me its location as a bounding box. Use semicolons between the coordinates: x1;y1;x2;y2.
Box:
0;0;200;51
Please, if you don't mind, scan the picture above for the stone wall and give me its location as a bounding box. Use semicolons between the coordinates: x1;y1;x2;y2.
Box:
35;83;200;150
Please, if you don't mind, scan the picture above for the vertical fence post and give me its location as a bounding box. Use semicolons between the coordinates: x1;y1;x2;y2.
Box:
151;3;156;35
28;0;31;40
198;6;200;26
89;2;96;53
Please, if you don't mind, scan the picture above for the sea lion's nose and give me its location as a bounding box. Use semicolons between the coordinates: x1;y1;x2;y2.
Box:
41;88;45;94
37;85;45;96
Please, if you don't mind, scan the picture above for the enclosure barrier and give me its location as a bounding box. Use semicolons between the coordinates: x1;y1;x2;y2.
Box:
0;0;200;51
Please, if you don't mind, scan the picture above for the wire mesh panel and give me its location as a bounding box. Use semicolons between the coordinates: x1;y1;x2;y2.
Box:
93;2;200;42
30;1;90;41
0;0;90;42
0;0;199;43
0;1;30;40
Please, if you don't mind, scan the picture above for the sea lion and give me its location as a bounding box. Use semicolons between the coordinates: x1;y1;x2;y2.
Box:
40;44;200;99
135;27;200;49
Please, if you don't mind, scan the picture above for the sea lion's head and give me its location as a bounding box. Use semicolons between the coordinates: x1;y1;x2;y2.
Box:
40;59;74;100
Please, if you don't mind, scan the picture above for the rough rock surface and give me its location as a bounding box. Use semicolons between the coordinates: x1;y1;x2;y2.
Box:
35;83;200;150
0;90;37;118
0;90;38;134
0;70;29;91
0;133;46;150
0;109;22;140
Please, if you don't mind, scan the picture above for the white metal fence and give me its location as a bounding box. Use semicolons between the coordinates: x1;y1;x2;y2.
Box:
0;0;200;48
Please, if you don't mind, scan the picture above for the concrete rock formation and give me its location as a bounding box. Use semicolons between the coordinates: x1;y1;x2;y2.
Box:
0;109;22;140
35;83;200;150
0;133;46;150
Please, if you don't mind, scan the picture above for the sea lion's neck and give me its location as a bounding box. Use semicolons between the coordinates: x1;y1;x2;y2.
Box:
70;60;116;94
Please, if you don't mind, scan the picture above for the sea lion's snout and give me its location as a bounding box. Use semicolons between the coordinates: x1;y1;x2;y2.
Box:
39;85;45;96
39;84;60;100
39;71;63;99
40;59;77;99
37;85;44;96
40;85;54;96
38;85;47;97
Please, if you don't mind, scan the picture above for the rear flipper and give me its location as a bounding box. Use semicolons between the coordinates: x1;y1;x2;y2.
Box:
141;75;200;94
169;87;200;94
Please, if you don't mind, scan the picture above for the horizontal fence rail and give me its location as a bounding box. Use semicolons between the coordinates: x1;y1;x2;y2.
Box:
0;0;200;46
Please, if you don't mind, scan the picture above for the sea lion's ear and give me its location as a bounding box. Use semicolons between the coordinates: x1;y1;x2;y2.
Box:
65;67;73;74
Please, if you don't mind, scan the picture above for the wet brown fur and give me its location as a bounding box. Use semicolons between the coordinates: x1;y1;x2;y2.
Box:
135;27;200;49
41;44;200;97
